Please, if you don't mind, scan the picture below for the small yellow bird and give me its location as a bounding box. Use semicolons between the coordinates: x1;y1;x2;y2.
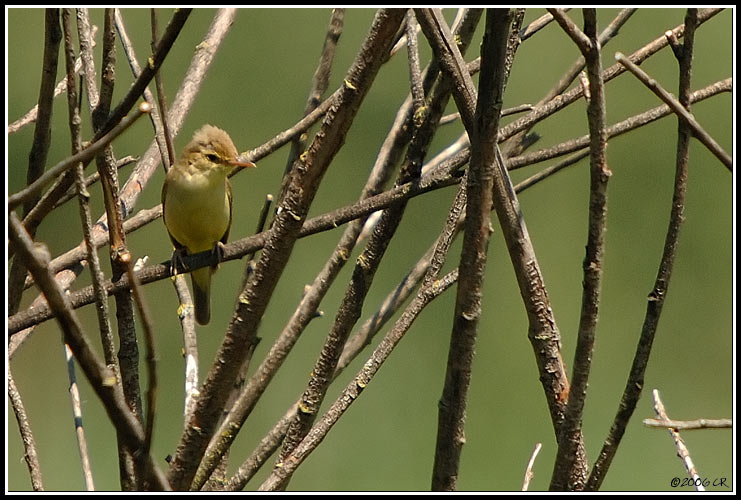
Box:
162;125;255;325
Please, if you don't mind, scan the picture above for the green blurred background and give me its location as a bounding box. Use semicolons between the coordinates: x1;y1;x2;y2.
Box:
7;8;733;492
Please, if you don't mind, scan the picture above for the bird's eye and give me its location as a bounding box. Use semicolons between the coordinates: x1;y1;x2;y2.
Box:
205;153;220;163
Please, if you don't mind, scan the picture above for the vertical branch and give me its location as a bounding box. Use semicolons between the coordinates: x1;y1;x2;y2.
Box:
121;253;160;466
586;8;699;491
548;8;610;491
8;8;61;315
63;12;111;490
430;9;512;491
405;9;425;112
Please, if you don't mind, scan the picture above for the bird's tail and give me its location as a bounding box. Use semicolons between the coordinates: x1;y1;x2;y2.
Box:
191;267;212;325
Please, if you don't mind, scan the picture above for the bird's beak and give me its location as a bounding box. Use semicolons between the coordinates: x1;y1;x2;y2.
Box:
229;158;256;169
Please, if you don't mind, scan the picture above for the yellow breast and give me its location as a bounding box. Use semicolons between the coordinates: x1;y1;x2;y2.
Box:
164;166;231;254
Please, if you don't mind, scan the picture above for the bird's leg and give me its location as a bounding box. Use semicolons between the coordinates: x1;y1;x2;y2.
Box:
170;247;188;276
212;241;227;270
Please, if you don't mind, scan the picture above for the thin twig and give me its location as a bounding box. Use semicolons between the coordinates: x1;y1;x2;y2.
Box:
225;405;294;490
519;9;565;41
9;268;83;360
63;344;96;490
508;77;732;170
275;8;344;208
643;418;732;430
150;8;176;168
51;155;138;212
650;390;705;491
113;8;171;172
522;443;543;491
238;194;274;291
614;52;732;171
551;9;637;104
